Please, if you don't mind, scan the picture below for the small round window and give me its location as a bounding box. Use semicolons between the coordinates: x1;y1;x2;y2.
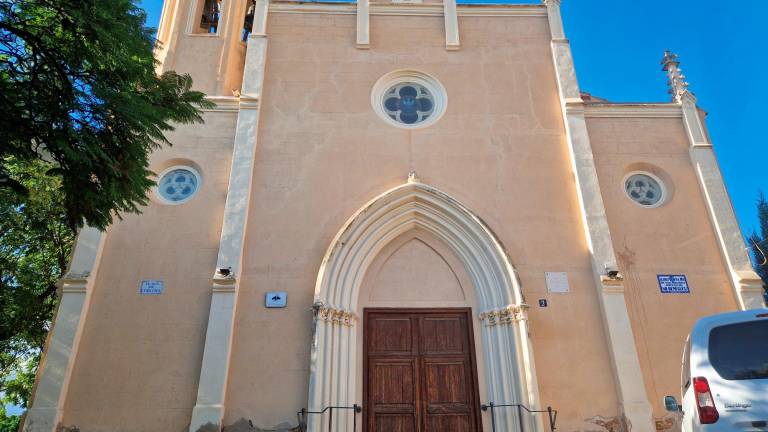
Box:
383;83;435;125
372;70;446;129
624;172;665;207
156;166;201;204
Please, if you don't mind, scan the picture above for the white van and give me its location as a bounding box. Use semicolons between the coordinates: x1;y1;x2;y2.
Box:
665;309;768;431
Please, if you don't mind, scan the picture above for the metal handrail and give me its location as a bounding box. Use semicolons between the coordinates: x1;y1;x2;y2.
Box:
481;402;558;432
297;404;362;432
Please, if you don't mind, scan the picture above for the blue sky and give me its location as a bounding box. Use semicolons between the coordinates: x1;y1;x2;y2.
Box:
139;0;766;237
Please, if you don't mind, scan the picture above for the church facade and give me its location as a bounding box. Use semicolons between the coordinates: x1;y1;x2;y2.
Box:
23;1;766;432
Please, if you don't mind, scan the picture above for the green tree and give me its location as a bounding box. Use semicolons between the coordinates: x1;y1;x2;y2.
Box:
0;403;23;432
748;193;768;300
1;0;213;425
1;0;213;231
0;159;73;429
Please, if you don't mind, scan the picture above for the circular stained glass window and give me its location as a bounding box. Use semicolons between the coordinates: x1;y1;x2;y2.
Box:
157;167;200;204
372;71;447;129
383;83;435;125
624;173;665;207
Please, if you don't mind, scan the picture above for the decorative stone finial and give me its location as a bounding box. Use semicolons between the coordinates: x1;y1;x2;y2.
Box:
661;50;690;102
407;170;420;184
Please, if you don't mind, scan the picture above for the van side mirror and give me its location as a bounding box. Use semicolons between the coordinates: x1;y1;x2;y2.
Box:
664;395;680;412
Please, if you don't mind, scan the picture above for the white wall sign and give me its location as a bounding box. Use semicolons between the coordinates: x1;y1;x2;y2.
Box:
545;272;570;293
265;291;287;308
658;275;690;294
139;280;164;295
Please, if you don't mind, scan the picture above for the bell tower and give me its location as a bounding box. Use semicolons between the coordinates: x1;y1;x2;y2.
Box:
154;0;256;96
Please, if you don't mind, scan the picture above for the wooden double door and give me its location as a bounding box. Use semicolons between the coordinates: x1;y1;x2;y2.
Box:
364;309;482;432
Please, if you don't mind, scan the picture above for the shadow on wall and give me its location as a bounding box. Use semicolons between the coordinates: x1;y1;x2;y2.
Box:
581;412;682;432
53;413;683;432
56;418;300;432
654;412;684;432
192;413;684;432
196;419;299;432
586;415;631;432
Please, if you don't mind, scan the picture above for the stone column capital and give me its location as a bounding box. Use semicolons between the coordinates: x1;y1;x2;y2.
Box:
317;305;357;327
600;275;626;294
60;276;89;294
736;271;767;308
479;303;530;327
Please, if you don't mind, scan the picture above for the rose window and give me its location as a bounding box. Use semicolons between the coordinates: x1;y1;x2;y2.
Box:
383;83;435;125
624;173;664;207
158;168;200;203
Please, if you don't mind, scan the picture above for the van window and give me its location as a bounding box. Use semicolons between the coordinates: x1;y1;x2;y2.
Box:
708;320;768;380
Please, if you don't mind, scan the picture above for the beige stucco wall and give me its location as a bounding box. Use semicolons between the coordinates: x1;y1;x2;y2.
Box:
60;112;237;431
361;230;470;306
222;11;620;431
588;116;740;427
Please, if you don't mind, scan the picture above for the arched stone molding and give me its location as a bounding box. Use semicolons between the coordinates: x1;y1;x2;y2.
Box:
308;179;541;432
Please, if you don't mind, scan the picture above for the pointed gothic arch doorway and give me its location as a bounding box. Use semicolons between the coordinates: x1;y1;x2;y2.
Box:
308;179;542;432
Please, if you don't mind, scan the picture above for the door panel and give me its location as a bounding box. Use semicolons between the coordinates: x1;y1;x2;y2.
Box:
375;414;417;432
369;317;413;355
423;359;470;408
426;415;472;432
365;309;481;432
370;359;417;410
423;358;474;432
420;316;466;355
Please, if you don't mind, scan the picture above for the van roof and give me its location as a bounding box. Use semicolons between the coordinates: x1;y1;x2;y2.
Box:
693;309;768;334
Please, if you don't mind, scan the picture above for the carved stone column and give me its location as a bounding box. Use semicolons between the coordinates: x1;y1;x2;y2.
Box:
308;305;357;432
478;305;532;432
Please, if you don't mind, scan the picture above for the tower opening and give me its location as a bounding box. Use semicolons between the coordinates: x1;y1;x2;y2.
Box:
193;0;221;34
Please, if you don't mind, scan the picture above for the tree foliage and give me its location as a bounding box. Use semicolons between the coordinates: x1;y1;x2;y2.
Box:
0;0;214;424
0;403;22;432
749;193;768;299
1;158;72;427
1;0;213;231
